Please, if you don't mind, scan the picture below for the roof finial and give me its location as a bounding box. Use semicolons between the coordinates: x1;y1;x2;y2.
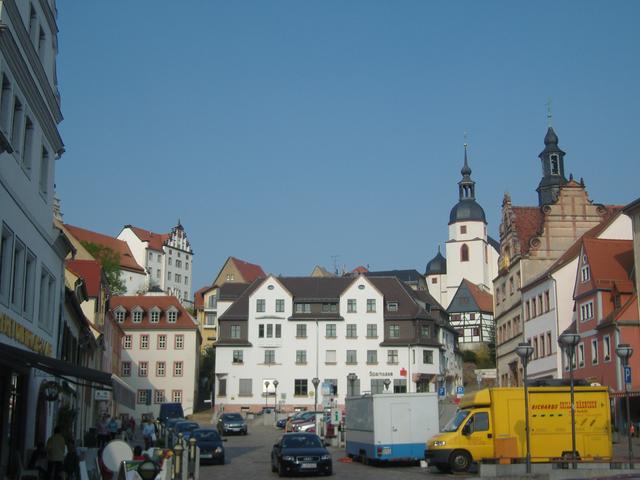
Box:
546;98;553;128
461;131;471;177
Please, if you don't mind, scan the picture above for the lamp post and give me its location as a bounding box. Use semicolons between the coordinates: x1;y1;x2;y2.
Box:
273;380;279;412
515;341;534;474
264;381;270;411
383;378;391;393
616;343;634;469
558;332;580;469
347;373;358;397
312;377;320;412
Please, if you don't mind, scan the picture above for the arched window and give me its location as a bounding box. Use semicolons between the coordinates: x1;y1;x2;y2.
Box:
460;244;469;262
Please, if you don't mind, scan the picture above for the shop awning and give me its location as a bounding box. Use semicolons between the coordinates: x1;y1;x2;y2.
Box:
111;374;136;409
0;342;112;384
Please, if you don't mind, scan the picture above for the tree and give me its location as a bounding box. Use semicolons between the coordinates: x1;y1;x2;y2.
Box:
81;241;127;295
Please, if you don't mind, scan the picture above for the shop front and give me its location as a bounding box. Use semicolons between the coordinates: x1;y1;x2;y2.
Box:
0;341;134;477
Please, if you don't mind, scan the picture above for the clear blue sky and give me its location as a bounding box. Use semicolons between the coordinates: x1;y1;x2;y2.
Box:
56;1;640;290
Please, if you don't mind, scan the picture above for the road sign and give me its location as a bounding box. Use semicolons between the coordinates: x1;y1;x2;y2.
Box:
625;366;632;384
456;386;465;397
438;386;445;397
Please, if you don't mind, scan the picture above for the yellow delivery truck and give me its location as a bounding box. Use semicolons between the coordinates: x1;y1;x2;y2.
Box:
426;386;612;472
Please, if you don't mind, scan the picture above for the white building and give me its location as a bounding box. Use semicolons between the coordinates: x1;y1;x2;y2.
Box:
522;211;632;380
214;275;461;413
0;0;68;475
112;296;201;420
425;144;499;310
118;223;194;305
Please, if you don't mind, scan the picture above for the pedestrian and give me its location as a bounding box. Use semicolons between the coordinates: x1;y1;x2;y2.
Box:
142;419;156;450
127;417;136;442
97;416;110;448
108;416;118;440
28;441;48;479
63;439;80;480
46;426;66;480
631;423;636;437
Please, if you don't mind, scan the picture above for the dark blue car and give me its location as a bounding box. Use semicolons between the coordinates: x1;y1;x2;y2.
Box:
192;428;226;465
271;433;332;476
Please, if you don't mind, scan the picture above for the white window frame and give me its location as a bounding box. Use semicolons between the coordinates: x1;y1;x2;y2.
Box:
580;301;594;322
603;335;611;362
591;338;598;365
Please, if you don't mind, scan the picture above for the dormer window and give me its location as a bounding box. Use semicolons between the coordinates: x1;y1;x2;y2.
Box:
114;309;125;323
387;302;399;312
167;308;178;323
132;308;143;323
150;309;160;323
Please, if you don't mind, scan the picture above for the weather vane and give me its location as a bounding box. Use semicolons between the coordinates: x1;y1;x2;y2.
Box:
463;130;468;148
546;98;553;127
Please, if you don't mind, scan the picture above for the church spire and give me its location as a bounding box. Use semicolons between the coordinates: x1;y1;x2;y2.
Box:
537;105;567;206
458;135;475;201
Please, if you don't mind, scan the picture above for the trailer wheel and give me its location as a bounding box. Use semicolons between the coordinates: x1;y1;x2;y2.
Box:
449;450;472;473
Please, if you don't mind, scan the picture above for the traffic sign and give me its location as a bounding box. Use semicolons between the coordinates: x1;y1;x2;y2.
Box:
438;386;445;397
456;386;465;397
625;366;632;384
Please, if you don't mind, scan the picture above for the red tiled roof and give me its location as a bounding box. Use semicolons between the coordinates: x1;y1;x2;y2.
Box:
65;224;146;273
111;296;197;330
66;259;103;297
511;207;544;255
352;266;369;274
193;285;211;310
126;225;169;252
230;257;266;282
462;279;494;313
583;237;634;287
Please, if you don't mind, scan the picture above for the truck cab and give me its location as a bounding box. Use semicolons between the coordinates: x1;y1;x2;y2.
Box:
426;402;493;472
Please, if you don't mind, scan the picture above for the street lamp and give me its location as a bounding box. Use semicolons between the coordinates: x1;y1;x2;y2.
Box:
347;373;358;397
273;380;279;412
515;341;534;474
558;332;580;469
383;378;391;393
312;377;320;412
616;343;634;469
264;381;270;411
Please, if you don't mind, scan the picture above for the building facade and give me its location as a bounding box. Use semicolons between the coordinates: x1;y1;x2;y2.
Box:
0;0;66;475
214;275;461;413
193;257;265;352
447;279;494;352
117;223;194;305
522;212;631;380
112;296;200;420
495;126;618;386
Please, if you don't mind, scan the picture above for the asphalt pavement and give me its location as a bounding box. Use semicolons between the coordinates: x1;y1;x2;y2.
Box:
197;416;476;480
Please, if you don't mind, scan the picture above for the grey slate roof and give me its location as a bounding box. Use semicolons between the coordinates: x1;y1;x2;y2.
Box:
366;270;424;283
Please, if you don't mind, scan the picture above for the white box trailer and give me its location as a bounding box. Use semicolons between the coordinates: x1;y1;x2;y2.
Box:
345;392;439;463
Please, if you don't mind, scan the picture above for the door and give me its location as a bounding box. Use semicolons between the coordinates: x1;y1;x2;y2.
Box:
391;403;411;445
461;410;494;461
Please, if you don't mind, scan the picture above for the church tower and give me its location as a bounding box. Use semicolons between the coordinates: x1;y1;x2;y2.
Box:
536;125;567;206
426;142;499;308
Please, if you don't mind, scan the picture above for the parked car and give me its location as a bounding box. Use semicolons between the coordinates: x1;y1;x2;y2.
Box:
276;411;311;429
271;432;332;477
217;413;248;436
289;412;322;432
164;417;186;440
294;421;316;433
171;421;201;444
192;428;226;465
158;403;184;424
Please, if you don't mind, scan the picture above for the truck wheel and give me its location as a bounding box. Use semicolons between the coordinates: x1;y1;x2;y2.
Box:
449;450;472;473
